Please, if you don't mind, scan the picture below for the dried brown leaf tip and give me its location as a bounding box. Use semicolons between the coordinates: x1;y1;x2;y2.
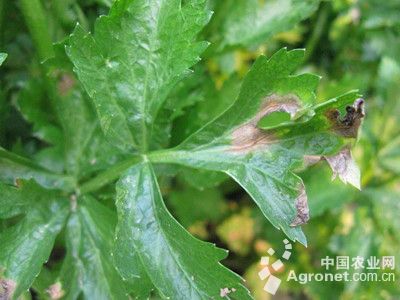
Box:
303;155;321;167
326;98;365;138
46;282;65;300
231;94;300;152
290;184;309;227
325;147;361;190
0;278;16;300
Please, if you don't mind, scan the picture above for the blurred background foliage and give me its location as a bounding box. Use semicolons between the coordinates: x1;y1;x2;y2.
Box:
0;0;399;299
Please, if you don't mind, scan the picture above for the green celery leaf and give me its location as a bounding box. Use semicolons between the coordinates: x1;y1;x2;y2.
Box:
375;57;400;172
0;147;75;191
16;78;63;145
207;0;320;52
177;167;228;190
57;196;130;300
329;209;377;294
114;162;252;299
14;41;128;182
365;188;400;233
67;0;211;152
171;74;241;145
168;186;227;227
378;135;400;174
31;267;58;300
167;73;240;189
0;180;68;300
149;49;362;245
0;53;7;66
51;71;127;179
46;42;128;180
302;165;355;217
153;67;213;148
258;111;292;130
0;180;59;219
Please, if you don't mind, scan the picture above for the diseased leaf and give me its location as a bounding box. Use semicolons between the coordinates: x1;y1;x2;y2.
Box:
207;0;320;51
67;0;211;152
324;98;364;139
148;49;362;245
114;162;252;299
290;183;309;226
58;196;128;300
170;74;240;190
325;147;361;190
0;0;382;299
0;180;68;300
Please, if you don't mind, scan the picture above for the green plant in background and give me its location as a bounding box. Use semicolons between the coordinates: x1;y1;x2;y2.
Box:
0;0;399;299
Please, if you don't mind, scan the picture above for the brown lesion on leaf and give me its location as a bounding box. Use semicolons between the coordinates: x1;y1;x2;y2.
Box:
290;183;309;227
14;178;23;188
325;98;365;138
0;278;16;300
325;147;361;190
219;287;236;298
231;94;301;152
46;282;65;300
57;73;76;96
303;146;361;191
303;155;321;167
